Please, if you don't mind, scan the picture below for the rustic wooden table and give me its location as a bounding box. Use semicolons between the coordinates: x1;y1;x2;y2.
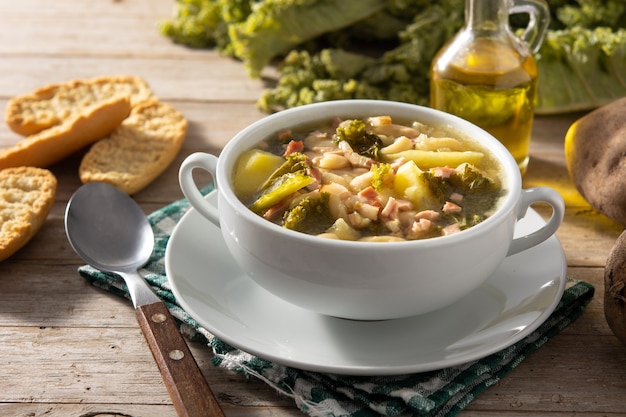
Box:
1;1;625;416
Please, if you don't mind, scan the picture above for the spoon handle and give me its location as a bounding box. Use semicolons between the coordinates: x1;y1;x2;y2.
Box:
136;301;226;417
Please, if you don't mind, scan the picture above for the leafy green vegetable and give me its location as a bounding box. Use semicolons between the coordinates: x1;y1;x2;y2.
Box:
161;0;626;114
555;0;625;28
423;164;502;229
250;172;314;213
260;151;309;190
282;192;335;234
334;119;383;160
249;151;315;213
535;26;626;114
258;0;465;111
159;0;240;51
161;0;387;76
228;0;387;77
370;163;393;192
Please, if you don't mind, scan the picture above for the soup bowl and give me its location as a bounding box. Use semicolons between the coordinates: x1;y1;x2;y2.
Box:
179;100;564;320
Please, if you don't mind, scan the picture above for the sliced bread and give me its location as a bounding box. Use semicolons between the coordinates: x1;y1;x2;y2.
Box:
79;99;188;194
0;167;57;262
5;75;154;136
0;96;131;170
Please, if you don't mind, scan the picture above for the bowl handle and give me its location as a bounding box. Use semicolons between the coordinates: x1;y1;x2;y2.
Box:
507;187;565;256
179;152;221;227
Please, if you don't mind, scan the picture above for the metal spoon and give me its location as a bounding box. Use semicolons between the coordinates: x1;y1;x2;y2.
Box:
65;182;224;417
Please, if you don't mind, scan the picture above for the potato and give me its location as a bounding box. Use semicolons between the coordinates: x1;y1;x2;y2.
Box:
393;160;434;211
565;97;626;225
604;228;626;347
233;149;284;197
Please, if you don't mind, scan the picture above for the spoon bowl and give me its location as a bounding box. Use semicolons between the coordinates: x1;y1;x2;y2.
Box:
65;181;153;273
65;182;224;417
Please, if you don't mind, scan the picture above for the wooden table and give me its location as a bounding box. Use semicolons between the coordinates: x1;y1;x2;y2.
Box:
1;1;625;416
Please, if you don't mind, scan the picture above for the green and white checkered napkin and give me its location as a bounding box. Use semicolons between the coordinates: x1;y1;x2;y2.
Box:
78;188;594;417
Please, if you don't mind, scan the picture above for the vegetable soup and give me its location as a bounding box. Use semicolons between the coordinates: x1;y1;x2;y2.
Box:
232;115;507;242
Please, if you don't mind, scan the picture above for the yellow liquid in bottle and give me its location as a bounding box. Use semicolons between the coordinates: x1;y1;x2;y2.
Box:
431;38;538;173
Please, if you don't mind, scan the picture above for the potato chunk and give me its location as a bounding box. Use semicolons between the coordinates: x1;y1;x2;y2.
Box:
393;161;434;211
233;149;284;197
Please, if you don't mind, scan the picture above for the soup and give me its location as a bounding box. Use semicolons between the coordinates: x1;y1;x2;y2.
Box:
232;115;506;242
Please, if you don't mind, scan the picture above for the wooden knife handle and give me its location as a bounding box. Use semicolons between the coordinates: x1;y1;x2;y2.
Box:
136;301;225;417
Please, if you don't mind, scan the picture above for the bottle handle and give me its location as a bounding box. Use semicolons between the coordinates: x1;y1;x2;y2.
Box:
509;0;550;54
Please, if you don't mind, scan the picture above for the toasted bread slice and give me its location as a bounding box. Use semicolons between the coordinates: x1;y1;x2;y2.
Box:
0;167;57;262
79;99;187;194
5;75;153;136
0;96;131;170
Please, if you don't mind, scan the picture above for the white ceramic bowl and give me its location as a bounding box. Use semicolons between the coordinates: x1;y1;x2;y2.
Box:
179;100;564;320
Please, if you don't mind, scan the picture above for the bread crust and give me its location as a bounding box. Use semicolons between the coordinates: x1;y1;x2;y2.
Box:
0;167;57;262
5;75;153;136
0;96;131;170
79;99;188;194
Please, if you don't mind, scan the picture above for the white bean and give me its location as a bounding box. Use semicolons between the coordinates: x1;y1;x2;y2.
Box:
318;152;349;170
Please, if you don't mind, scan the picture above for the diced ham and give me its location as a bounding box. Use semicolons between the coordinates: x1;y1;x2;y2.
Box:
443;201;462;214
262;201;289;221
406;218;433;239
450;192;464;203
381;197;399;219
415;210;440;221
442;223;461;235
307;166;322;184
381;197;413;220
432;166;457;178
284;140;304;156
358;186;379;202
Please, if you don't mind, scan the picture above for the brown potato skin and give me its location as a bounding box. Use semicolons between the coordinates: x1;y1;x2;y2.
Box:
565;97;626;226
604;228;626;347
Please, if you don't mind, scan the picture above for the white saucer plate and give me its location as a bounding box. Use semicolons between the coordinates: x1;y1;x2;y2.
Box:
165;192;567;375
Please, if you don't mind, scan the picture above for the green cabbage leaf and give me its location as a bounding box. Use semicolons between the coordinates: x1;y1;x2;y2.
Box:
160;0;626;114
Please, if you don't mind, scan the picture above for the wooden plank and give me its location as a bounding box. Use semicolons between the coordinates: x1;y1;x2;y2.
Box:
0;57;268;102
0;404;303;417
467;334;626;414
0;0;172;17
0;326;297;408
0;0;177;55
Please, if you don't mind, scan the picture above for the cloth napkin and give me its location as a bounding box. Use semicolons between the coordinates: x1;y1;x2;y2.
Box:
78;187;594;417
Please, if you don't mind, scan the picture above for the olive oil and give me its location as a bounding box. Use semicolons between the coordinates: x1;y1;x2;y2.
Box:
429;0;549;174
431;38;538;173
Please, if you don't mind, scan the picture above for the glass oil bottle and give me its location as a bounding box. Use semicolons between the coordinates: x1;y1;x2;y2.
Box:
430;0;550;174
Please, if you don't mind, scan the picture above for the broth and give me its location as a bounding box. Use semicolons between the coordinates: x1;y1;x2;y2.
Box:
232;115;507;242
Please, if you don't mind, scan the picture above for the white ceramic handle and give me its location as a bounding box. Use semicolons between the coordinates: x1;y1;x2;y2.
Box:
507;186;564;256
179;152;221;227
